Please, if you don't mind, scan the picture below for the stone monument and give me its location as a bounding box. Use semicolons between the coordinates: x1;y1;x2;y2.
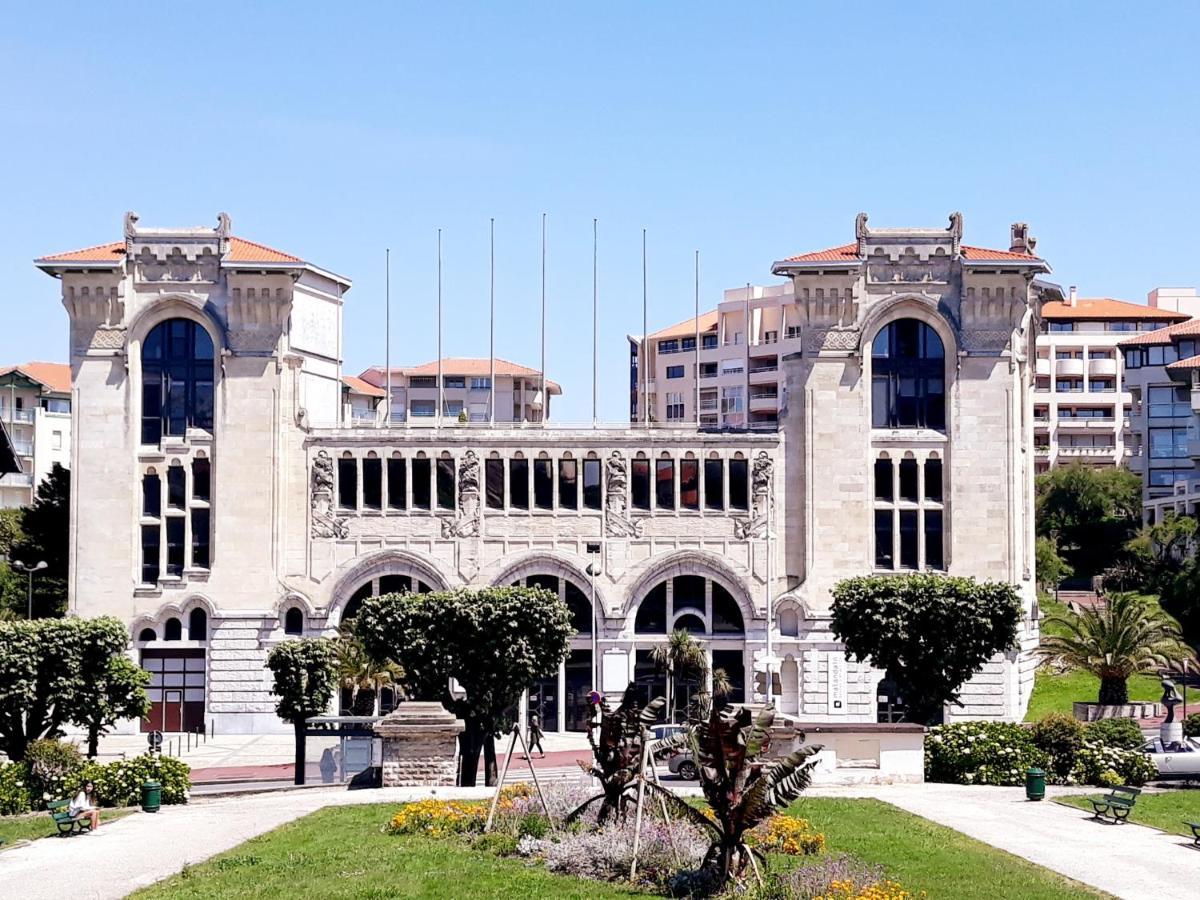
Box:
1160;678;1184;747
373;702;465;787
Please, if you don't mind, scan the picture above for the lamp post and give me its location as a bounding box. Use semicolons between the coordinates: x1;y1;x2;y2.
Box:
586;547;601;691
11;560;48;620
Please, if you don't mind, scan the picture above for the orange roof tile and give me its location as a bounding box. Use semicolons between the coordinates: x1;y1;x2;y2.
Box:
648;310;719;341
37;236;301;265
361;359;562;394
778;242;1042;264
341;375;386;398
1166;354;1200;372
1120;319;1200;346
0;362;71;393
1041;298;1188;322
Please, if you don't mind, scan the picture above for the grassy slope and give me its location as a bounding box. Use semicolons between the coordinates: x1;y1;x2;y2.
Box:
791;798;1107;899
135;804;652;899
0;807;134;846
1057;792;1200;838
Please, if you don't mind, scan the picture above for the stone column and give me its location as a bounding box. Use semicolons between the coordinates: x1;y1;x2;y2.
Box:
373;702;465;787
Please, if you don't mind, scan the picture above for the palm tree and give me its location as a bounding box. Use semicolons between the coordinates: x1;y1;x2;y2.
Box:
650;628;709;723
1038;592;1194;705
335;623;405;715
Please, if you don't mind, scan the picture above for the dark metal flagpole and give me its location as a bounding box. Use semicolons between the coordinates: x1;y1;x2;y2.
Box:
385;248;391;425
592;218;598;427
490;218;496;427
540;213;546;427
694;249;700;427
437;229;443;428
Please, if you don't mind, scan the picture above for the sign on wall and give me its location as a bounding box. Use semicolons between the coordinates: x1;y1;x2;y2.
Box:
827;652;847;712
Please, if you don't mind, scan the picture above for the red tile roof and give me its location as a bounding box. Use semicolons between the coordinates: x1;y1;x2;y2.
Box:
361;359;562;394
648;310;719;341
1166;354;1200;372
0;362;72;393
1041;298;1188;322
778;242;1042;264
341;375;386;398
37;236;301;265
1119;319;1200;346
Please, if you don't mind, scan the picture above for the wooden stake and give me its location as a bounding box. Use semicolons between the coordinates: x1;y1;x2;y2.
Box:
484;726;520;832
629;733;652;880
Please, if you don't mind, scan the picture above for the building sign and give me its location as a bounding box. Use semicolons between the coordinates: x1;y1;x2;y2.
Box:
827;652;847;712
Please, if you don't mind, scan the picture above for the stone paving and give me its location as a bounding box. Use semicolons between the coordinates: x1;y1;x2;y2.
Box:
0;781;1196;899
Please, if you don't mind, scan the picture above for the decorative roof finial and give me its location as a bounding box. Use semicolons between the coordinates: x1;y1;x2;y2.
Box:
948;212;963;254
854;212;869;255
123;211;140;239
1010;222;1035;255
216;212;232;238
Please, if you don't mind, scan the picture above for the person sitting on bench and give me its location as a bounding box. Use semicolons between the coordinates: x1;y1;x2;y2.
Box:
69;781;100;833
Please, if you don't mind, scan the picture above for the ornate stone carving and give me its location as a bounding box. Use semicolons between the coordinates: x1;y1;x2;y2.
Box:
949;211;963;254
961;330;1012;351
734;451;773;540
855;212;869;254
441;450;481;538
88;327;126;350
804;328;860;353
604;451;643;538
310;450;348;539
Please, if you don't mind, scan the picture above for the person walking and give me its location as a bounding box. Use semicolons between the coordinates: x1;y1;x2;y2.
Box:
528;713;546;759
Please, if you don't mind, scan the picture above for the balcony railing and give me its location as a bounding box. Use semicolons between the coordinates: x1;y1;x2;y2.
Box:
0;472;33;487
1;408;34;424
748;365;778;375
11;441;33;457
1057;446;1117;458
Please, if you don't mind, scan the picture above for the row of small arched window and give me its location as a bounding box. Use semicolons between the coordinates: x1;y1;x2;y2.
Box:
135;607;306;642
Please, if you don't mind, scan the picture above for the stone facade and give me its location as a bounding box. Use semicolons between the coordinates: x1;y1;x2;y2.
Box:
374;702;464;787
37;211;1050;735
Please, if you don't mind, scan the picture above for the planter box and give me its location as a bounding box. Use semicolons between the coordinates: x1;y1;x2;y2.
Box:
1072;701;1161;722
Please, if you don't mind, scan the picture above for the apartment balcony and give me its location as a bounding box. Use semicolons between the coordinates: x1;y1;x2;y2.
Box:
1055;358;1085;377
1057;446;1117;460
1034;446;1051;458
1;408;34;425
1035;358;1051;376
699;400;718;412
0;472;33;487
748;367;779;383
1089;357;1118;377
11;440;33;457
749;394;779;411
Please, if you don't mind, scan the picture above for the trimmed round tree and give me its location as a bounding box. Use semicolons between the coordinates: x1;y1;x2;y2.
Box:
265;639;338;785
355;585;573;786
830;574;1022;724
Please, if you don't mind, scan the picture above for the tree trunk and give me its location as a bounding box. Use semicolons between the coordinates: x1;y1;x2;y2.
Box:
87;724;99;759
458;721;484;787
483;734;498;786
1099;675;1129;706
293;720;307;785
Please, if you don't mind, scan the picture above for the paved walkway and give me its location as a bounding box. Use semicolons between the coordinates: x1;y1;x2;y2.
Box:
865;783;1198;900
2;781;1195;899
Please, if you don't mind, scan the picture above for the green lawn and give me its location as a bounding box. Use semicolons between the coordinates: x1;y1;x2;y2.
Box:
0;807;135;847
133;798;1105;899
1025;669;1163;722
790;798;1107;899
135;804;653;899
1057;790;1200;838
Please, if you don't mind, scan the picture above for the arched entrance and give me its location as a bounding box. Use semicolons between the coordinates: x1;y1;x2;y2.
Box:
630;573;747;722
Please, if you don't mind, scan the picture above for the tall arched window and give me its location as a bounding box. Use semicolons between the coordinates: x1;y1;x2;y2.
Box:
871;319;945;430
142;319;215;444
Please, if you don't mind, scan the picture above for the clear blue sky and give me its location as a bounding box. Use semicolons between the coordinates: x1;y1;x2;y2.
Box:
3;3;1198;422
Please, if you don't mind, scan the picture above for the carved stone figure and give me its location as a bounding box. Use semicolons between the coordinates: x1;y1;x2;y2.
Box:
604;451;642;538
1161;677;1183;724
854;212;869;253
310;450;348;539
735;451;773;540
441;451;481;538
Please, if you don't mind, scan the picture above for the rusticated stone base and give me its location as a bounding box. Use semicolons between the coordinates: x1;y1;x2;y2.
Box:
373;702;465;787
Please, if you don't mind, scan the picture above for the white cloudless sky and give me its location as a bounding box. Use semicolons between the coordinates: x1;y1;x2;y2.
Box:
2;2;1198;422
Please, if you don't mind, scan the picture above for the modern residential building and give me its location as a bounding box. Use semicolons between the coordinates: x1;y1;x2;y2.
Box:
358;359;560;424
341;375;386;427
0;363;72;508
39;211;1043;736
1032;290;1188;472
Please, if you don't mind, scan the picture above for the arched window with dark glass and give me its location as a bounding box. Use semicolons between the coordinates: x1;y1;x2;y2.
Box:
188;608;207;641
284;607;304;636
871;319;945;430
138;627;157;643
163;617;182;641
141;319;215;444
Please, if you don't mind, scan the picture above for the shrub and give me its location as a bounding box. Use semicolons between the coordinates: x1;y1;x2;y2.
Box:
925;721;1049;786
1070;740;1156;787
24;739;84;808
1083;717;1144;751
384;799;486;837
763;853;920;900
748;814;825;856
1030;714;1084;779
1097;770;1125;788
1184;713;1200;738
63;753;191;807
470;831;518;856
0;762;31;815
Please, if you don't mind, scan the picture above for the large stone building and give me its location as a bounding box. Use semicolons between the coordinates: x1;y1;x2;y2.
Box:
37;211;1048;735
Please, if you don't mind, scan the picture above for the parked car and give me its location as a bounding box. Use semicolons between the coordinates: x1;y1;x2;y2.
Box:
667;750;698;781
1142;737;1200;780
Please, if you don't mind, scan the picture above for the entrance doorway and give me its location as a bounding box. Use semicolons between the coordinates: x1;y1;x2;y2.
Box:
141;649;206;732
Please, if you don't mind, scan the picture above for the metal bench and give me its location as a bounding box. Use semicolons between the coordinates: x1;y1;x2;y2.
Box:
47;799;92;836
1088;786;1141;823
1186;821;1200;846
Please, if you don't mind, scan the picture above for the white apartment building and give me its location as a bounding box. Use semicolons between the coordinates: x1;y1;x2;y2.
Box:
0;363;72;508
359;359;560;425
1032;290;1188;472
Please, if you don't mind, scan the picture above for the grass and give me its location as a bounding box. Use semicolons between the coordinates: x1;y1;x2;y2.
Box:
134;804;652;899
790;797;1107;899
132;797;1104;899
1057;790;1200;838
0;807;135;847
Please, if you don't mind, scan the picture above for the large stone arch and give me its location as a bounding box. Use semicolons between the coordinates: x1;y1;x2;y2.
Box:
484;548;606;602
621;549;755;628
327;547;455;626
857;292;958;358
126;293;226;352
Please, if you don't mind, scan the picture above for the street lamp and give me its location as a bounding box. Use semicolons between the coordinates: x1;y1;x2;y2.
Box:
586;542;601;692
11;560;47;619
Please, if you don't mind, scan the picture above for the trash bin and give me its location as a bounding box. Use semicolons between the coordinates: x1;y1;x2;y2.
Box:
141;780;162;813
1025;767;1046;801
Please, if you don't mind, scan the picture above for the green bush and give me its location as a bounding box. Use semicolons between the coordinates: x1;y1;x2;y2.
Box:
24;739;84;808
1096;769;1125;788
1030;714;1084;779
1071;740;1156;787
0;762;32;815
63;753;191;807
1185;713;1200;738
1083;717;1144;750
925;721;1049;786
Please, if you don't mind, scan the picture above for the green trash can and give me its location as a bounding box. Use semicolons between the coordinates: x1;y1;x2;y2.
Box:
141;780;162;813
1025;767;1046;801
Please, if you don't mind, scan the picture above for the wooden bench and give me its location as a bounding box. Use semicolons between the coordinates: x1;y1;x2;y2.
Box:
1186;821;1200;846
1088;786;1141;823
47;799;92;836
